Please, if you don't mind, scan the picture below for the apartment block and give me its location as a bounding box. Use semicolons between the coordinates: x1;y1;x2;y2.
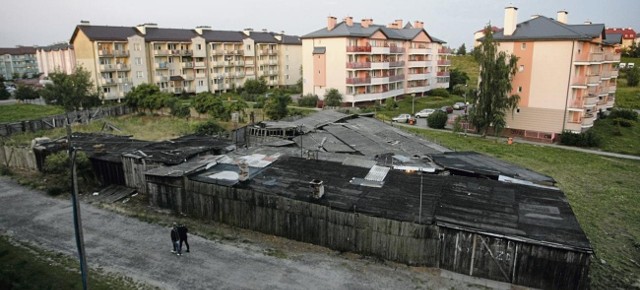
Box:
70;22;301;102
35;43;76;77
0;46;39;80
490;7;620;141
605;27;636;49
301;17;451;106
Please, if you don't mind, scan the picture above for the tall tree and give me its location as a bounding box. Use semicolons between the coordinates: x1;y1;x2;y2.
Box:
448;68;470;92
40;67;100;111
265;93;291;120
0;75;11;100
14;85;40;102
323;88;343;107
192;92;216;117
470;25;520;136
627;66;640;87
125;83;160;112
244;77;268;95
457;43;467;55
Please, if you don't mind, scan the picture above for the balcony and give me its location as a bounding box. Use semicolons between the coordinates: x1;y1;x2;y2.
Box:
587;75;600;86
155;62;169;69
211;50;223;55
371;62;389;70
114;50;129;57
346;77;371;85
389;74;404;82
194;61;206;68
260;49;276;55
571;76;587;87
183;75;195;81
568;98;583;110
182;62;194;68
116;63;130;71
406;86;430;94
154;50;170;56
195;73;206;79
606;96;615;107
268;60;278;65
156;76;169;82
409;48;431;54
390;46;405;53
371;76;389;85
582;114;596;128
370;46;390;54
407;73;429;81
438;48;453;54
609;85;617;93
390;61;404;67
101;78;116;86
437;60;451;66
604;53;621;62
437;71;450;77
100;64;116;71
574;53;604;63
408;60;429;67
116;78;132;84
585;94;598;105
245;60;255;66
98;50;113;57
347;46;372;53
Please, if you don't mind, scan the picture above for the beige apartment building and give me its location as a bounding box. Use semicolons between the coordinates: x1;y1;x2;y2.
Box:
301;17;451;106
70;22;301;102
490;7;620;141
35;43;76;77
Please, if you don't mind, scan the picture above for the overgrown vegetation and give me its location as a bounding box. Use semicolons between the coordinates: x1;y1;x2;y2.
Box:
43;151;97;196
0;104;65;123
426;110;448;129
40;67;100;111
297;94;319;107
403;127;640;289
559;130;601;147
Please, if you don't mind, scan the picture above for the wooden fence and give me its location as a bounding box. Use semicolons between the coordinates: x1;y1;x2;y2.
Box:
0;146;38;171
0;105;131;137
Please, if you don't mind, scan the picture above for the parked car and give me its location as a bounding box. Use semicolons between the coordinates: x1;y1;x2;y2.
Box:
392;113;414;123
414;108;435;118
453;102;467;110
439;106;453;114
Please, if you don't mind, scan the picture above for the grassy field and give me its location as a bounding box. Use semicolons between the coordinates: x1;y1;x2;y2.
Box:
451;55;480;86
0;236;149;290
405;127;640;289
0;104;65;123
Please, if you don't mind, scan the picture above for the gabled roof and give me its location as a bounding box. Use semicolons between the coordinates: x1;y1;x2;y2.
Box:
493;16;605;42
603;33;622;45
201;30;245;42
36;43;73;52
278;34;302;45
70;25;139;43
302;21;446;43
144;27;198;42
248;31;277;43
0;46;37;55
605;28;637;39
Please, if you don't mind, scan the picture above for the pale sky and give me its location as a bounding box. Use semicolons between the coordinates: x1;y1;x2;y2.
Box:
1;0;639;49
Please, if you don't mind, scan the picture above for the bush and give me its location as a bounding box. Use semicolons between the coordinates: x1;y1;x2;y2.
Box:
297;94;319;107
194;120;226;136
426;88;450;98
427;110;448;129
44;151;70;174
608;109;638;121
560;130;601;147
384;98;397;110
612;118;634;128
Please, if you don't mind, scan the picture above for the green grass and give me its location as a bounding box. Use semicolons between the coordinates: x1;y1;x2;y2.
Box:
404;127;640;289
0;236;150;290
452;55;479;87
590;117;640;155
0;104;65;123
376;95;464;120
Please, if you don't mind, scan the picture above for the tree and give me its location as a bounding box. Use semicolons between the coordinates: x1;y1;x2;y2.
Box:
192;92;216;117
427;110;448;129
448;68;470;92
40;67;100;111
171;103;191;119
125;83;160;112
141;92;172;113
470;25;521;136
208;96;228;120
227;99;248;117
324;88;343;107
384;97;397;110
14;85;40;102
244;77;268;96
457;43;467;55
627;66;640;87
265;93;291;120
0;75;11;100
298;94;319;107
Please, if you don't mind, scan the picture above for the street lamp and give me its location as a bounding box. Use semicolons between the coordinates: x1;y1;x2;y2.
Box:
411;93;416;114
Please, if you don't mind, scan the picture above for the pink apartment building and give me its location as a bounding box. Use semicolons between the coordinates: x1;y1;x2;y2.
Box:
36;43;76;77
491;7;620;141
302;17;451;107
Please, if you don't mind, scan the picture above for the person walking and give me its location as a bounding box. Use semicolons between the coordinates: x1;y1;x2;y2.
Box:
170;222;181;256
178;224;190;253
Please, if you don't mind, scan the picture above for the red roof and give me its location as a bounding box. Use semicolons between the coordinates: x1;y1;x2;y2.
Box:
0;46;37;55
606;28;637;39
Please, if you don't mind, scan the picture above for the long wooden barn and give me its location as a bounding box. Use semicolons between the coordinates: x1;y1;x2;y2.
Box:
146;155;592;290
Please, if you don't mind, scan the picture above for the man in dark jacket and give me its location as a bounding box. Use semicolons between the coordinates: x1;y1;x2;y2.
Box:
177;224;190;253
171;223;181;255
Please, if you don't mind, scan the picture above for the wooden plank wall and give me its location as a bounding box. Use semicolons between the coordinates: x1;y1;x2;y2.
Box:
0;146;38;171
148;178;590;289
122;156;161;194
0;105;131;137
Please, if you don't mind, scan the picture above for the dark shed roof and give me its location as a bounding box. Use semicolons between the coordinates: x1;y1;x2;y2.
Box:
279;34;302;45
249;31;278;43
202;30;245;42
72;25;139;42
144;28;198;42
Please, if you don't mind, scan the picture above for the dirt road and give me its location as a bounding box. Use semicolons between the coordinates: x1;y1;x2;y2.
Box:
0;176;493;289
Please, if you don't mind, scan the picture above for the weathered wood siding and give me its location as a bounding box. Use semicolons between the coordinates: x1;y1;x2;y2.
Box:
122;156;161;194
0;146;38;171
148;178;590;289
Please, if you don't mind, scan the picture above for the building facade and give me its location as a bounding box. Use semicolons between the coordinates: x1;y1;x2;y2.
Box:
0;46;39;80
35;43;76;77
301;17;451;106
490;7;620;141
605;27;637;49
70;22;302;102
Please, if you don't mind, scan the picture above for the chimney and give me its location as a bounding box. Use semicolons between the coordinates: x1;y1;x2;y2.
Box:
344;16;353;26
136;23;157;35
504;5;518;36
243;28;253;36
361;18;373;28
274;34;282;41
310;179;325;199
387;22;397;29
395;19;403;29
584;20;592;25
530;14;541;19
413;21;424;29
262;28;268;32
557;10;568;24
238;161;249;182
80;20;90;25
195;25;211;35
327;16;337;31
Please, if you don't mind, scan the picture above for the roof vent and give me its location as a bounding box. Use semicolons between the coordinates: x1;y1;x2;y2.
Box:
309;179;324;199
243;28;253;36
238;160;249;182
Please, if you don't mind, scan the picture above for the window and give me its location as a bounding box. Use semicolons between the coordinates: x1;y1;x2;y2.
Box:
135;57;142;65
197;44;202;50
102;87;111;93
519;65;524;72
518;86;523;92
521;43;526;49
516;108;520;113
137;71;143;78
286;75;290;80
134;43;141;51
286;65;289;70
198;80;204;86
246;44;251;50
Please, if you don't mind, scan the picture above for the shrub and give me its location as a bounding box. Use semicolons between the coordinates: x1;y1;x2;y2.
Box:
427;110;448;129
44;151;70;174
384;98;397;110
452;115;463;133
608;109;638;121
297;94;319;107
560;130;601;147
612;118;634;128
426;88;450;98
194;120;226;136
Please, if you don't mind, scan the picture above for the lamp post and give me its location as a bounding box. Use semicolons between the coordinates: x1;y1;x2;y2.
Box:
411;93;416;114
